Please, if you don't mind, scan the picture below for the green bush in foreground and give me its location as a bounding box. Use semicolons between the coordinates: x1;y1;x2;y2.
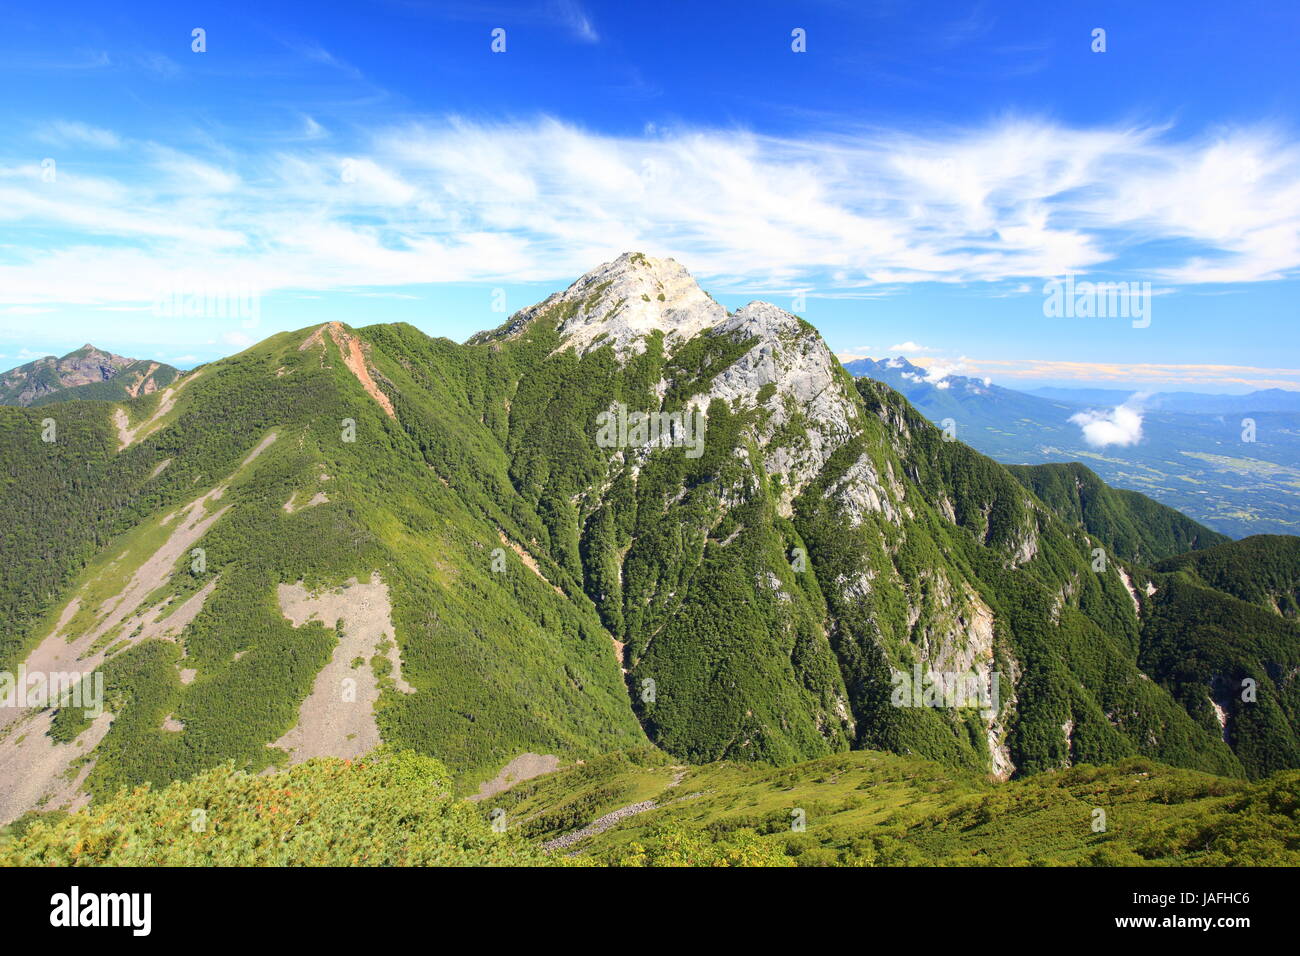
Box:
604;824;794;867
0;748;798;867
0;749;548;867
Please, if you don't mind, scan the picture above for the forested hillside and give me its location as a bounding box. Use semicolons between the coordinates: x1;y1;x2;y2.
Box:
1156;536;1300;618
1009;462;1228;563
1;253;1296;840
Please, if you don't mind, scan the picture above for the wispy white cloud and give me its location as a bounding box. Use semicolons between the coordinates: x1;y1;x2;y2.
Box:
552;1;599;43
134;53;180;78
0;305;55;315
3;115;1300;308
900;356;967;386
219;331;255;349
36;120;122;150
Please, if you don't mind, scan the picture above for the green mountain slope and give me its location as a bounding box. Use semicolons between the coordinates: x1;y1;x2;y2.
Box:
1009;462;1228;564
0;749;550;866
1138;574;1300;778
1156;535;1300;618
5;745;1295;867
0;320;645;821
0;253;1294;831
487;748;1300;866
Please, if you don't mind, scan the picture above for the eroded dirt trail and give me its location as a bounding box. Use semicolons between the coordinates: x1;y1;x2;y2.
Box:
0;711;113;824
115;369;202;449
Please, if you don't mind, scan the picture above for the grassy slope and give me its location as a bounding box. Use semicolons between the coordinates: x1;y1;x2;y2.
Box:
9;744;1294;867
490;748;1300;866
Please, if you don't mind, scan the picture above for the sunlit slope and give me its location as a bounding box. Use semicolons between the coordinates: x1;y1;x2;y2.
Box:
2;254;1296;828
488;748;1300;867
0;321;644;822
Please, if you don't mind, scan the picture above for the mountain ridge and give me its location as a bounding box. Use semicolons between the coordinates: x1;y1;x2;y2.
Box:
0;253;1295;829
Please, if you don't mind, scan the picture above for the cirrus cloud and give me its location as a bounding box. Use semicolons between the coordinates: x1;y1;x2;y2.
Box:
2;115;1300;308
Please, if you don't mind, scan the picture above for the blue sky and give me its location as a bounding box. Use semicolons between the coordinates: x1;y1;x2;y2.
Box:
1;0;1297;391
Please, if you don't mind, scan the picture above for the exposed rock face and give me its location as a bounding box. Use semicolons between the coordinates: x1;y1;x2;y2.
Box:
703;302;863;512
523;257;869;517
476;252;726;358
1116;566;1142;616
0;345;178;407
0;345;135;405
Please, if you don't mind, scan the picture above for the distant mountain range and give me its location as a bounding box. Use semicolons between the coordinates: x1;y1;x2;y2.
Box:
0;345;178;407
844;357;1300;538
1026;386;1300;415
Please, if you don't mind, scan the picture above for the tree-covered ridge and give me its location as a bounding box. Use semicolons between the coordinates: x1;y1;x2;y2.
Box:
1138;573;1300;778
844;380;1241;778
1156;535;1300;618
444;254;1257;779
1009;462;1228;564
1;322;644;817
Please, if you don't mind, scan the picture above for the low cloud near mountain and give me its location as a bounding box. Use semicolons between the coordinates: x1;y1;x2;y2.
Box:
1069;396;1148;448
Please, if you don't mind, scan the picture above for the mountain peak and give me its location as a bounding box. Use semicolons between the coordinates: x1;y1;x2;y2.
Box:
0;343;170;406
473;251;726;357
554;251;726;356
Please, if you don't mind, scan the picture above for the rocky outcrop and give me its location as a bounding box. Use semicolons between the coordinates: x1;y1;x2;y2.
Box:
702;302;863;512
